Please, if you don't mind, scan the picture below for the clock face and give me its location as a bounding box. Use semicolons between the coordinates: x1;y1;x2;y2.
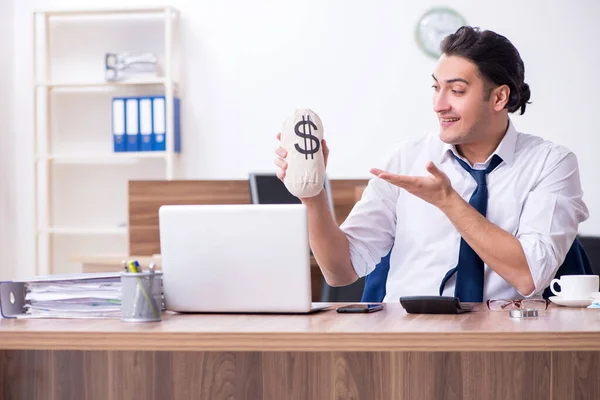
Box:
416;8;466;58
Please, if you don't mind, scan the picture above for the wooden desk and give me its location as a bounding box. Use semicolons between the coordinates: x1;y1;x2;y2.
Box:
0;304;599;399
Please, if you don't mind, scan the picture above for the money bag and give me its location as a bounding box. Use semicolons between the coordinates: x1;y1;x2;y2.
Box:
280;109;325;198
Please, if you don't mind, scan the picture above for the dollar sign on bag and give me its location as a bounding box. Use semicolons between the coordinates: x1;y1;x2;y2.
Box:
294;115;320;160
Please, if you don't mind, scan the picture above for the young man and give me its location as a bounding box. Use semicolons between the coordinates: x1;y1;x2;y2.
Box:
274;26;589;302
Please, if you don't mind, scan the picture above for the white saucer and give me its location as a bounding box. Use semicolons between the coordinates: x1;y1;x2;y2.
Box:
549;296;593;308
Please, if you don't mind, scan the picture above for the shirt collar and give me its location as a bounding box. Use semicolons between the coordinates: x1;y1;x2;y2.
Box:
439;118;518;167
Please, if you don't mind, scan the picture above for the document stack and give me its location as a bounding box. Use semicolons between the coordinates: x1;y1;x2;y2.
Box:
23;273;121;319
104;51;158;82
112;95;181;153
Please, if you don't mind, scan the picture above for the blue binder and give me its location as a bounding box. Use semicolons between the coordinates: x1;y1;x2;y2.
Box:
174;97;181;153
125;97;140;152
151;96;181;152
111;98;126;152
139;97;153;151
152;97;166;151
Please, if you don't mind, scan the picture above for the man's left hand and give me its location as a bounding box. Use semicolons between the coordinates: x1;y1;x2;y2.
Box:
370;161;456;210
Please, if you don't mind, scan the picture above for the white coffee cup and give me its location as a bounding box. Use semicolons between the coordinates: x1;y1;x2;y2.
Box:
550;275;599;299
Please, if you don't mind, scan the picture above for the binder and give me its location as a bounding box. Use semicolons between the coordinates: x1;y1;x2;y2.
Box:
125;98;140;152
111;98;126;152
174;97;181;153
139;97;153;151
149;96;182;152
152;97;166;151
0;273;122;319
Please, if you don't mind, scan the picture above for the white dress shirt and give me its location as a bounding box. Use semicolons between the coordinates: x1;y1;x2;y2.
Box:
340;119;589;302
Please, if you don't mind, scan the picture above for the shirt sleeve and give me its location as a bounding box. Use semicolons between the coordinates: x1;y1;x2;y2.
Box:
516;151;589;297
339;157;400;278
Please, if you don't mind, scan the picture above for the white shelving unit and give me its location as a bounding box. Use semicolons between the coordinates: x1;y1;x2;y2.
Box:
33;7;180;276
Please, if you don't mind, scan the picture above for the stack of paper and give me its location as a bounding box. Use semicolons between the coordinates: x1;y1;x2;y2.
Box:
589;293;600;309
105;51;158;81
24;273;121;319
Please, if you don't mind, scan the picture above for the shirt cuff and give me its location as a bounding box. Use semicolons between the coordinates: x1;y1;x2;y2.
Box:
517;234;559;298
346;237;377;278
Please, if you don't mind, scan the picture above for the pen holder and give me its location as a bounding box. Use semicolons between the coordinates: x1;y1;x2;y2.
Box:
120;271;163;322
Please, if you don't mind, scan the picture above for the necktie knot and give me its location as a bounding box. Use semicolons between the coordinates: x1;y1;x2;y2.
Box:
453;154;503;186
471;170;488;186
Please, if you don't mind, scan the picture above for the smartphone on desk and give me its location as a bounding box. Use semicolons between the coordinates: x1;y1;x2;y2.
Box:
336;303;384;313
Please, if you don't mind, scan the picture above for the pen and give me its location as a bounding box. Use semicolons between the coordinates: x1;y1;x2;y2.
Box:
126;260;141;317
147;262;162;310
127;260;140;273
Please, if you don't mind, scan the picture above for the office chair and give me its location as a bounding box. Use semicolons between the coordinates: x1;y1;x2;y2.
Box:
576;236;600;276
541;237;594;299
360;251;392;303
361;237;594;302
320;276;366;302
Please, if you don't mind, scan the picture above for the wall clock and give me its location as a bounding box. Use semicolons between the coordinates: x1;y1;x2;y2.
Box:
416;7;467;58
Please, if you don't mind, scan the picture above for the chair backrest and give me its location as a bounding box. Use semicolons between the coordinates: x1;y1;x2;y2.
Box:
576;236;600;276
248;173;336;217
541;237;593;299
361;238;594;302
360;251;391;302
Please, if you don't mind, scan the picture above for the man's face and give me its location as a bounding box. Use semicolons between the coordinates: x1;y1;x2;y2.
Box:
432;54;494;145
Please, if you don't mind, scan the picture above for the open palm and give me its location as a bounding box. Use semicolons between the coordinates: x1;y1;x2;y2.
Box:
370;161;454;208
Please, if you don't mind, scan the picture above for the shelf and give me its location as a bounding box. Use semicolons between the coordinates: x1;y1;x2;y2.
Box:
38;227;128;235
36;78;178;91
36;152;169;164
33;6;180;276
36;7;177;19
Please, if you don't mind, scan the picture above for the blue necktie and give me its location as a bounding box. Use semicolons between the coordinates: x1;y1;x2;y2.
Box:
438;153;504;302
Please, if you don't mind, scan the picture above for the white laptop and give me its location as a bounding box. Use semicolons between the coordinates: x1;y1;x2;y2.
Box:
158;204;329;313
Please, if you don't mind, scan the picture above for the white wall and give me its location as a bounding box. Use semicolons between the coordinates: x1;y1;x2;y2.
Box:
0;0;15;280
4;0;600;278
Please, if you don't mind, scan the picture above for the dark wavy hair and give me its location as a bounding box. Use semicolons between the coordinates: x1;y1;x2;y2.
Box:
440;26;531;115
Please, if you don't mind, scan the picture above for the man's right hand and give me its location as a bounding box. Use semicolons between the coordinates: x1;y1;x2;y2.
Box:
274;132;330;184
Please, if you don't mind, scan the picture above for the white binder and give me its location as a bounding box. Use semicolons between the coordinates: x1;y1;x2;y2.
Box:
152;97;166;151
111;98;125;152
125;98;139;151
139;98;153;151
